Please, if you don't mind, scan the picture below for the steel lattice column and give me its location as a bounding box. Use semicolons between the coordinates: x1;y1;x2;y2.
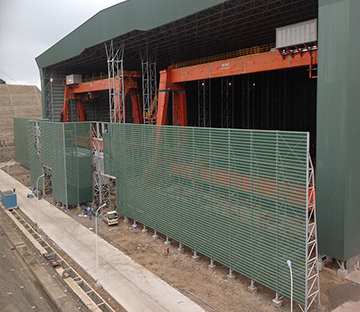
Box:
198;79;211;127
278;71;288;130
305;154;322;311
105;40;125;123
42;165;53;196
33;120;41;155
242;74;255;129
92;122;114;206
261;71;272;130
221;77;234;128
141;46;157;124
44;68;54;121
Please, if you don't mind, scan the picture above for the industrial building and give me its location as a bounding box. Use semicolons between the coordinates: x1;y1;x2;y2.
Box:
12;0;360;311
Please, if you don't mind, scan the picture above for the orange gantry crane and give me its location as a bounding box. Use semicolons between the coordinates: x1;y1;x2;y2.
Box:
151;44;318;126
61;45;317;127
61;71;143;124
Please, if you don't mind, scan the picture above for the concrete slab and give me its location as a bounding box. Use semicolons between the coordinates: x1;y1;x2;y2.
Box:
0;170;205;312
345;270;360;285
331;301;360;312
337;269;349;278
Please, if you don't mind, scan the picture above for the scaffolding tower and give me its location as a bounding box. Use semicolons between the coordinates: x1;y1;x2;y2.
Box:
221;76;234;128
105;40;125;123
141;46;157;124
198;79;211;127
42;165;53;197
33;120;41;155
242;74;255;129
303;154;322;312
91;122;114;206
44;69;54;121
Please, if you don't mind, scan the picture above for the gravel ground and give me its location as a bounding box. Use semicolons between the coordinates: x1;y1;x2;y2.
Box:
0;212;56;311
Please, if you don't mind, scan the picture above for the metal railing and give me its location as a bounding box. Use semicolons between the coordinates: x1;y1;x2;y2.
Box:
172;43;276;69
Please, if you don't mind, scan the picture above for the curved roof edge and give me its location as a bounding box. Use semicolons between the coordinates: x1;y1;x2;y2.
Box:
36;0;226;69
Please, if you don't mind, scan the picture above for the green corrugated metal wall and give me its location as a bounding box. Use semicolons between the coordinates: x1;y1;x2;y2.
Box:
26;120;93;205
317;0;360;261
14;118;31;168
104;124;309;306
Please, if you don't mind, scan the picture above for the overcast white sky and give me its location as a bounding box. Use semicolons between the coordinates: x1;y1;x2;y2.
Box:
0;0;125;89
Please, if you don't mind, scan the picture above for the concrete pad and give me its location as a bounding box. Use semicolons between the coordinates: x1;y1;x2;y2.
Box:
345;270;360;284
331;301;360;312
0;170;205;312
337;269;349;278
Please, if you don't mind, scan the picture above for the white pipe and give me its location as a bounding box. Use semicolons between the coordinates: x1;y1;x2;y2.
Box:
36;174;45;231
96;202;106;284
62;124;68;211
287;260;293;312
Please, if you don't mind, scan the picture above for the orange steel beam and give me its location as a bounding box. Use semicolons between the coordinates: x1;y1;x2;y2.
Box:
173;89;187;126
156;91;170;125
130;93;143;124
70;76;139;94
75;99;85;122
155;50;317;126
156;69;186;126
61;85;70;122
62;74;143;124
170;50;318;83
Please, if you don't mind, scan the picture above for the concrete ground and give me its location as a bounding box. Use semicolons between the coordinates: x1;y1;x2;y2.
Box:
0;170;204;312
332;301;360;312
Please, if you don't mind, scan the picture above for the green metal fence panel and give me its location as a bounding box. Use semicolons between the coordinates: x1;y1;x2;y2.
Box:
104;124;309;306
27;121;92;205
14;118;31;168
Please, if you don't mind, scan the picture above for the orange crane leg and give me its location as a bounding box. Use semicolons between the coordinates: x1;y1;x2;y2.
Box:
61;86;71;122
76;99;86;122
156;91;170;125
131;93;143;124
173;90;187;126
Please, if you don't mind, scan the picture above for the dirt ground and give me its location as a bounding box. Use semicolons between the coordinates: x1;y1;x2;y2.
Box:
3;164;358;312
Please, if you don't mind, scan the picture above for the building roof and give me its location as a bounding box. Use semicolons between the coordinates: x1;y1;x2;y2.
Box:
36;0;318;75
36;0;225;69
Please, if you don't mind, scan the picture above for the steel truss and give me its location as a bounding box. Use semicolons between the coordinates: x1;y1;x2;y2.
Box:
141;46;157;124
105;40;125;123
221;76;234;128
261;71;272;130
42;165;53;196
33;120;41;155
91;122;115;206
302;154;322;312
198;79;211;127
242;74;255;129
44;68;54;121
